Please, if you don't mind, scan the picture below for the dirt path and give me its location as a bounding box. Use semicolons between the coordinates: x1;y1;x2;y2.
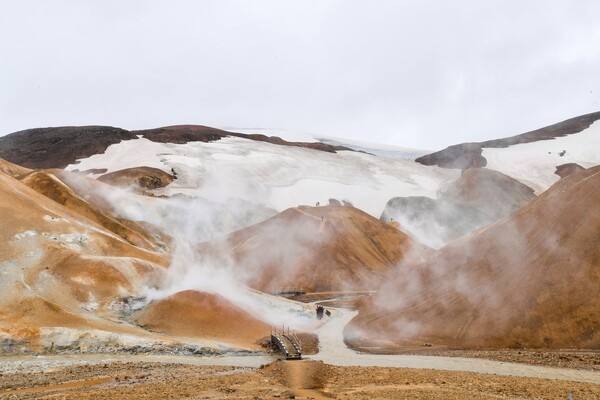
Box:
310;308;600;384
284;361;331;400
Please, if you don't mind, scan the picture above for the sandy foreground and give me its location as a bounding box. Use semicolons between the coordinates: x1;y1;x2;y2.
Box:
0;357;599;400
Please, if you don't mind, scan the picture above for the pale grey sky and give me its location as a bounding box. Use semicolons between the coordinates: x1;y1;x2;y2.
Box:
1;0;599;149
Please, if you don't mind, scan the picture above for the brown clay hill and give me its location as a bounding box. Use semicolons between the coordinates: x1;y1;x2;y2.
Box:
134;290;270;349
348;165;600;350
1;161;272;353
0;169;167;334
97;166;176;192
0;124;352;169
19;170;162;252
0;158;31;178
416;111;600;169
555;163;586;178
202;205;431;293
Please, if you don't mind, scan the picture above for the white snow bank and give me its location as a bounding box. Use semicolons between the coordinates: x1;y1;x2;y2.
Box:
483;120;600;193
67;137;458;217
228;127;429;159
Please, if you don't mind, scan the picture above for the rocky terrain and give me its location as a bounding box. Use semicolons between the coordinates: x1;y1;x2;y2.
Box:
0;359;598;399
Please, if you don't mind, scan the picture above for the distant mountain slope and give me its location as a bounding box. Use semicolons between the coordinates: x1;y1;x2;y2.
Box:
0;124;461;218
0;124;351;169
201;205;431;293
416;111;600;169
0;126;135;169
348;165;600;350
380;168;536;248
59;135;458;217
227;128;429;159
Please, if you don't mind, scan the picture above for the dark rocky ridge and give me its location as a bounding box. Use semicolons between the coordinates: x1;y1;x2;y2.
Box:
0;126;135;169
416;111;600;169
0;124;352;169
136;125;352;153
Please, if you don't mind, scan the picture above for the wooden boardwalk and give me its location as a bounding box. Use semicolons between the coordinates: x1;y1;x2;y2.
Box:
271;327;302;360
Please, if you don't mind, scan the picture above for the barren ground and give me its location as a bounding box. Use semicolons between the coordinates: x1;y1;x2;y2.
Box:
348;346;600;371
0;360;598;399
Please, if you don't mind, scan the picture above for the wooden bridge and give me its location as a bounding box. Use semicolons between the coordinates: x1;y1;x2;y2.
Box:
271;326;302;360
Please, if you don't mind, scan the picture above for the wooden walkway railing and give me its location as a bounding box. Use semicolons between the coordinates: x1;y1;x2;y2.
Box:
271;326;302;360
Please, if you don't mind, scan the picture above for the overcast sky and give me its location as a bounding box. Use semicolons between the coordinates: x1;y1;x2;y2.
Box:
1;1;599;149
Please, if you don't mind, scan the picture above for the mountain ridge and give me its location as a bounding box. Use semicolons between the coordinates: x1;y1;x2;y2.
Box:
0;125;352;169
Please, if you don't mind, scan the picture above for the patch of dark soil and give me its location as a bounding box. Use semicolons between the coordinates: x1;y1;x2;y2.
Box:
555;163;586;178
98;167;175;191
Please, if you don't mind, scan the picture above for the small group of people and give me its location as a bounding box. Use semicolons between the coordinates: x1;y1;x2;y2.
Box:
316;305;330;319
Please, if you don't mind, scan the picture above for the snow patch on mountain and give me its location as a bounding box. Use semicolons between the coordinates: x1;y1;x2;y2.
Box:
67;137;458;217
483;121;600;193
230;128;429;159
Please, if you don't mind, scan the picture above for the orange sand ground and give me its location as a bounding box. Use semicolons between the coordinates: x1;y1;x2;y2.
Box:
134;290;271;349
0;360;599;399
